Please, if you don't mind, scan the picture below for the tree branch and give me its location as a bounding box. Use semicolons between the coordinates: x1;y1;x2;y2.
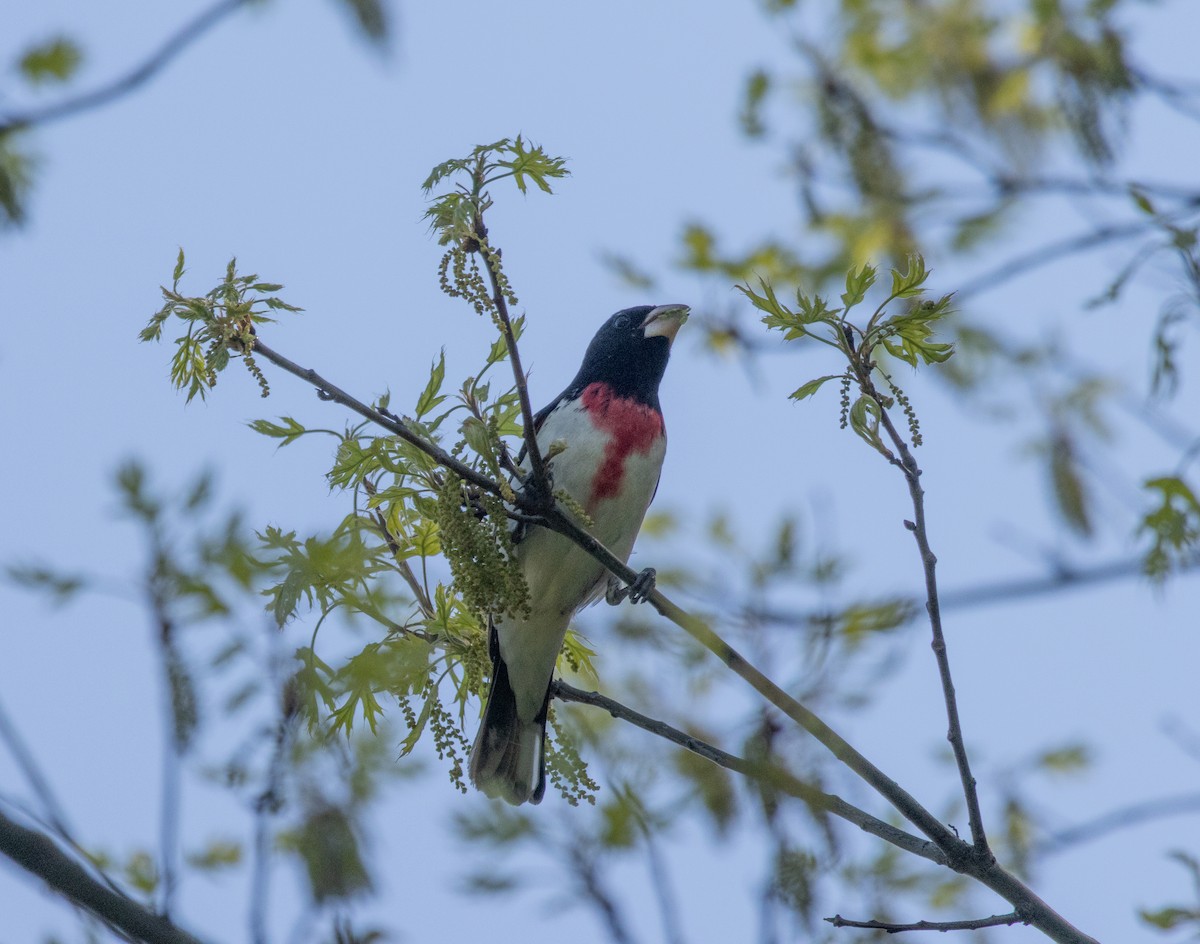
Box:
477;233;549;493
553;680;948;866
744;551;1200;631
250;338;507;501
954;220;1157;302
0;0;251;136
826;911;1027;934
874;400;988;854
0;808;206;944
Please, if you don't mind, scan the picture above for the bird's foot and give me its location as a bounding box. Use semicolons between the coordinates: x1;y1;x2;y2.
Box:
605;568;656;606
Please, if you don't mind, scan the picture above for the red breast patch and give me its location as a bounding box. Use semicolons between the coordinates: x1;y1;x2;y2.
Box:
580;382;664;502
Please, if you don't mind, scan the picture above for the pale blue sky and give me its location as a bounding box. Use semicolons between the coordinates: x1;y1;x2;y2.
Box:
3;1;1200;942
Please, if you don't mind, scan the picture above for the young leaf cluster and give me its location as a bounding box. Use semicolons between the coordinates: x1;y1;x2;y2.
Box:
743;254;954;455
424;137;567;327
422;136;569;247
140;250;301;401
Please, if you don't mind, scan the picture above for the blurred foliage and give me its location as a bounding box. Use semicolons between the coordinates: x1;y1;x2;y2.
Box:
667;0;1200;556
4;1;1200;942
17;37;82;85
1140;851;1200;934
142;251;301;402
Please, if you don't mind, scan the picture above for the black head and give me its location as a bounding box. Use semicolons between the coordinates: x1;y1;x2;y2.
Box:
563;304;690;407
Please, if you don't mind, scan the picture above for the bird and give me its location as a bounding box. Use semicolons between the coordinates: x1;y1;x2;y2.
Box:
469;303;689;805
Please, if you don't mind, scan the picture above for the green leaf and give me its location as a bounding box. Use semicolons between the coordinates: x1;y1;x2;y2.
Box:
848;395;888;456
123;851;159;895
1037;744;1092;775
1139;907;1200;930
889;254;929;299
1049;432;1092;537
186;839;242;871
248;416;308;446
1129;186;1156;216
841;263;877;309
495;135;570;194
1140;475;1200;580
19;37;82;85
415;351;447;418
738;278;789;319
789;374;842;401
0;138;34;226
739;69;771;137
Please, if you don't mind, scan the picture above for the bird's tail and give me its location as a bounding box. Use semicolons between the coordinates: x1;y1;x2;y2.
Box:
469;653;548;806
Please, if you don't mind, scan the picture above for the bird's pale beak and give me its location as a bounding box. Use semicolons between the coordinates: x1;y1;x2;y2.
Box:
641;304;690;344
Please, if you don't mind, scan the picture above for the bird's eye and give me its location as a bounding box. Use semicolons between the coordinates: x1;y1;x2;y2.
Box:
613;314;630;330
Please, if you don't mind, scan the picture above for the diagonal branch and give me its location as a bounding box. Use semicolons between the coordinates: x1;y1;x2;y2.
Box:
0;692;74;840
954;220;1156;302
553;680;947;866
0;808;206;944
250;338;506;501
0;0;251;136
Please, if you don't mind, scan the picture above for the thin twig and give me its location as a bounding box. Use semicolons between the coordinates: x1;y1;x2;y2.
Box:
250;339;506;501
826;911;1027;933
954;220;1157;301
554;681;947;865
873;397;988;856
477;234;549;493
362;479;436;617
0;0;251;135
0;808;206;944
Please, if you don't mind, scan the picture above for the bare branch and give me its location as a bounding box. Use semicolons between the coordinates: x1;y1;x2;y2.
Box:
954;220;1156;302
745;551;1200;631
250;338;507;501
826;911;1027;934
0;808;207;944
553;681;948;866
362;479;435;618
477;233;549;494
0;0;251;135
872;396;988;854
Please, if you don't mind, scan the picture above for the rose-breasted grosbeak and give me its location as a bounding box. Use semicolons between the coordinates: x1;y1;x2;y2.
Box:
469;304;689;805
